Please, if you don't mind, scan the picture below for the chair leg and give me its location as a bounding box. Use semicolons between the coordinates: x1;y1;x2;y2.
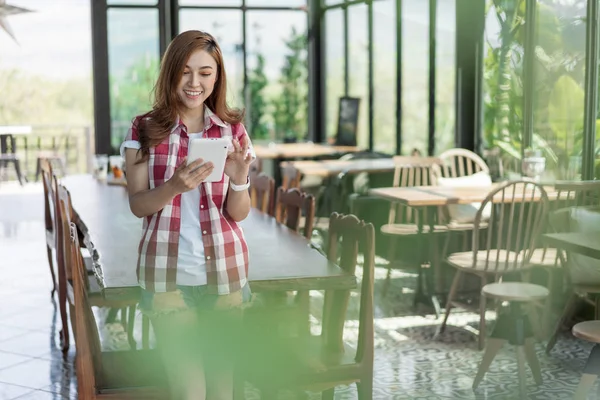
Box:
574;374;597;400
142;314;150;350
127;305;136;350
35;158;42;182
440;270;462;333
46;245;57;298
13;160;26;186
57;278;70;353
515;346;528;399
382;237;397;297
322;388;334;400
356;376;373;400
546;291;579;355
478;276;488;351
523;337;542;385
472;338;505;388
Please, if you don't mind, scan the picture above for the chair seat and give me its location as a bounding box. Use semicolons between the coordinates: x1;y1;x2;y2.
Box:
447;250;525;272
482;282;549;302
99;349;169;396
381;223;448;236
528;248;561;267
572;320;600;343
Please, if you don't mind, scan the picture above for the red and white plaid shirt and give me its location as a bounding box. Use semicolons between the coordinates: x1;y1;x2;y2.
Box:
126;107;251;294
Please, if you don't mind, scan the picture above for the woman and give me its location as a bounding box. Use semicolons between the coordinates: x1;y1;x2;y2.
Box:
121;30;254;400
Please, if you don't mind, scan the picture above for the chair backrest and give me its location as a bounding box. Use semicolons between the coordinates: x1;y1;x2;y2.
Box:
40;158;56;234
388;156;442;225
70;223;103;398
281;164;301;189
469;181;549;273
436;148;489;179
250;173;275;215
55;183;78;283
323;213;375;368
554;181;600;210
274;187;315;240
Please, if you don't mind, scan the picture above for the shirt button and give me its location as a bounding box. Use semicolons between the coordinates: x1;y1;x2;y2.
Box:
201;205;204;209
206;256;211;260
203;230;207;234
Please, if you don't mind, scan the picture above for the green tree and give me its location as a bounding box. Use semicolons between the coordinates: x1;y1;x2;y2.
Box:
247;49;269;140
272;27;308;141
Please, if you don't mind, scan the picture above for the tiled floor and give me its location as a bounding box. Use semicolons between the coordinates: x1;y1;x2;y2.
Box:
1;180;599;399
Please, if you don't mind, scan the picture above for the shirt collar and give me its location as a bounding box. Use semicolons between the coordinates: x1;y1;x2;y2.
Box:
171;105;227;133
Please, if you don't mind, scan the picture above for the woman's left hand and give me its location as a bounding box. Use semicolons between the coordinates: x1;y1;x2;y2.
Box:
224;135;252;184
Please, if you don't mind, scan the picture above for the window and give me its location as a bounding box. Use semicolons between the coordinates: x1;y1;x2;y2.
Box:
373;0;397;153
324;8;345;142
401;0;429;155
435;0;456;154
245;0;305;6
246;11;308;141
348;4;368;149
178;0;241;6
179;9;244;108
107;7;160;150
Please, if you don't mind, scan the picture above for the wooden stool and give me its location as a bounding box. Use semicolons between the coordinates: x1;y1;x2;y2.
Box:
473;282;549;398
572;320;600;400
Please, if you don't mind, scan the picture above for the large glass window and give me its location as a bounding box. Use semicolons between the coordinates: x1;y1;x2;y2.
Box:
179;10;244;109
324;8;345;142
348;4;369;149
401;0;429;154
245;0;306;6
435;0;456;154
373;0;397;153
533;0;586;180
107;7;160;150
107;0;157;4
246;11;308;142
179;0;241;5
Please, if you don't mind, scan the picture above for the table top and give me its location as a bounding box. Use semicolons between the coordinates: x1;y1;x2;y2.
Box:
369;184;561;207
253;142;360;159
543;232;600;260
62;175;355;300
0;126;31;135
281;158;396;178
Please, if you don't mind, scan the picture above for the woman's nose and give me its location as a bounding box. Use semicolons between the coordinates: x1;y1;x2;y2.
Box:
190;73;201;87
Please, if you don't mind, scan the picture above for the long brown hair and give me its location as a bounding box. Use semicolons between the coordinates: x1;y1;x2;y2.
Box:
136;30;244;161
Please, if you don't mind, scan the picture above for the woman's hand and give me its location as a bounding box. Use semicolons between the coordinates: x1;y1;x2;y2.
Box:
224;135;252;184
167;158;214;195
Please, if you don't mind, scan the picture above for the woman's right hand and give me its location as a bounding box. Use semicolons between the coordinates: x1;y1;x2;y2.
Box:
168;158;214;195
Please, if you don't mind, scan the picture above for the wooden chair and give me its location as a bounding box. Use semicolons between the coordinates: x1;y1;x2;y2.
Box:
242;213;375;399
381;156;448;295
436;148;489;179
472;282;549;398
281;164;302;189
439;181;550;350
250;173;275;215
69;223;169;400
0;133;26;185
545;205;600;355
571;320;600;400
55;184;144;353
40;158;58;297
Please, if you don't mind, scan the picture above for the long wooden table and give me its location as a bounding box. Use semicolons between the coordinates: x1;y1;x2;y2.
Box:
543;232;600;260
63;175;356;301
253;142;359;160
281;158;395;178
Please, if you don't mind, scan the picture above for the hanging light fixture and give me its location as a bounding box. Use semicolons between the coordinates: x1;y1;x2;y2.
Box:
0;0;32;44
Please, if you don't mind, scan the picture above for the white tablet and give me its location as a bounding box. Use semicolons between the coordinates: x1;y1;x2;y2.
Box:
187;137;230;183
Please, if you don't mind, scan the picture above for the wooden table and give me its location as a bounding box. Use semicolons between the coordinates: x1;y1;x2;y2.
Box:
62;175;356;301
281;158;395;178
253;142;359;160
543;232;600;260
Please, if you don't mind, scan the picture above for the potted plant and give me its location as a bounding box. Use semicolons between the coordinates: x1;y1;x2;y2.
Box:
522;147;546;181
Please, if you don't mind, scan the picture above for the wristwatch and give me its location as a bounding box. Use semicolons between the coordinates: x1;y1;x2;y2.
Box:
229;176;250;191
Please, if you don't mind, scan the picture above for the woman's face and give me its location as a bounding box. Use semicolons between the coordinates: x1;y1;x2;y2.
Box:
177;49;218;112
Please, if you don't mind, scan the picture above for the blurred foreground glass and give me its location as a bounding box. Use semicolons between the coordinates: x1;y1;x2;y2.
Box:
109;155;125;179
94;155;109;180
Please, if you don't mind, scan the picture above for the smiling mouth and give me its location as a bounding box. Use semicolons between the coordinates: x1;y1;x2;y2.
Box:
184;90;203;97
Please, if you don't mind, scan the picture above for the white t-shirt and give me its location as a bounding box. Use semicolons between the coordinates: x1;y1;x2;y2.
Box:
121;132;207;285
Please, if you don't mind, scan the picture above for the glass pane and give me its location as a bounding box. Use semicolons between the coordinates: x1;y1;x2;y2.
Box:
108;0;157;5
245;0;306;6
348;4;368;149
401;0;429;155
108;8;160;151
373;0;396;154
246;11;308;141
482;0;524;177
179;10;244;109
324;0;345;6
435;0;456;154
178;0;241;5
324;8;345;142
534;0;586;180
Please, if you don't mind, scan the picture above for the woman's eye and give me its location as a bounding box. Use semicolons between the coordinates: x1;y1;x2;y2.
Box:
183;71;190;75
201;74;211;77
